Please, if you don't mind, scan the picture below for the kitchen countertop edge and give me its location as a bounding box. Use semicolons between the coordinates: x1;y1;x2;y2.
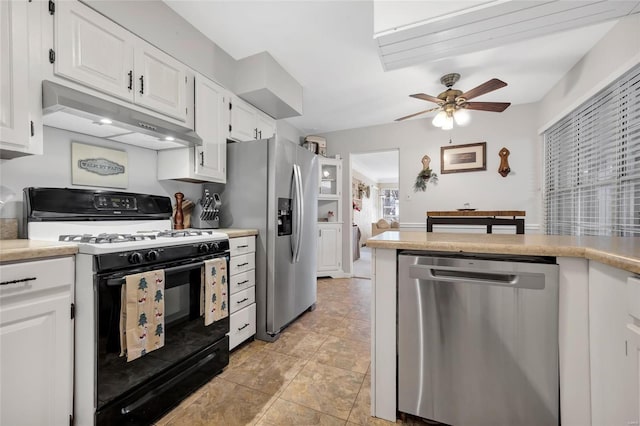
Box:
217;229;258;238
366;231;640;274
0;240;79;263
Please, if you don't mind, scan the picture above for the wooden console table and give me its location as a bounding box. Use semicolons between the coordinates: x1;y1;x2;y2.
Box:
426;210;526;234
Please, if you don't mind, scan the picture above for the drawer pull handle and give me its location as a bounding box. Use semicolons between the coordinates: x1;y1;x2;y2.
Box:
237;262;249;267
236;298;249;304
237;280;249;285
1;277;36;286
238;323;250;331
236;244;249;249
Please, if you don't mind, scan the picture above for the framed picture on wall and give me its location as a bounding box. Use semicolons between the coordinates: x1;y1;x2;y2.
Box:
440;142;486;174
71;142;128;188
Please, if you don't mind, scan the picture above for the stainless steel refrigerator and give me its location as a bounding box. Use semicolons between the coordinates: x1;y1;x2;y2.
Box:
220;137;318;341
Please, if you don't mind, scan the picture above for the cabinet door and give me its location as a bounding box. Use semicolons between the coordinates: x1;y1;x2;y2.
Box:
589;261;632;425
230;97;258;142
317;225;342;272
256;111;276;140
627;323;640;426
0;292;72;425
319;160;341;198
0;0;30;150
194;75;226;182
56;0;134;102
134;41;187;121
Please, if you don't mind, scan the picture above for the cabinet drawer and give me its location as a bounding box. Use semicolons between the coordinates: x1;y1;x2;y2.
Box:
230;287;255;314
230;237;255;257
628;276;640;320
229;303;256;350
0;257;74;300
230;269;255;295
229;253;254;276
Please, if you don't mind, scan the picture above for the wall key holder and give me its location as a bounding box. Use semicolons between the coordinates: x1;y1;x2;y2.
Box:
498;147;511;177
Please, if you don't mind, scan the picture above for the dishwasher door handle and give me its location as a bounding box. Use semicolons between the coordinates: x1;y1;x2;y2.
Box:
409;264;545;289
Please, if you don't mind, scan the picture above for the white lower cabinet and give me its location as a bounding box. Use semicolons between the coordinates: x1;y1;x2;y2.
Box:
0;257;74;426
589;261;636;426
627;276;640;426
228;236;256;350
317;223;342;276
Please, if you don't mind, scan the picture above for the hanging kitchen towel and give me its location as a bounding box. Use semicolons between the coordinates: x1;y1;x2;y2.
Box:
119;269;165;362
203;258;228;326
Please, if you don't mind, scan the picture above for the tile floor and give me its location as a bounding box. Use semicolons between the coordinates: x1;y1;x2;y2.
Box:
155;277;425;425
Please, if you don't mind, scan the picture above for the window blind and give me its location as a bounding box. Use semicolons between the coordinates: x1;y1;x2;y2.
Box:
544;63;640;236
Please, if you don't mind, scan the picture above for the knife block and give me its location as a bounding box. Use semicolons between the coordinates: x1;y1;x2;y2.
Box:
191;203;219;229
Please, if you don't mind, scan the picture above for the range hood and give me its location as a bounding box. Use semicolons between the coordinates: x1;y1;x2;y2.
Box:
42;81;201;150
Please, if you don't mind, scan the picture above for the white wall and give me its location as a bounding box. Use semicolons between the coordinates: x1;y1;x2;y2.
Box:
320;102;541;273
323;102;541;223
538;14;640;132
0;127;203;235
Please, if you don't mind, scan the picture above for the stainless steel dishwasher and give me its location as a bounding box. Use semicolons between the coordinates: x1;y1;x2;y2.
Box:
398;251;559;426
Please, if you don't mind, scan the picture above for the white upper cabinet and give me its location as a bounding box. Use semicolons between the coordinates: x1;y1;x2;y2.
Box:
0;0;43;159
157;74;227;183
56;0;135;102
55;0;188;122
134;41;188;121
194;75;227;181
257;110;276;140
229;96;276;142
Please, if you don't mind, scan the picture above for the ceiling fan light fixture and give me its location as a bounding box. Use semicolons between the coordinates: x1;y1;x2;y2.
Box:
432;110;447;127
441;116;454;130
454;109;471;126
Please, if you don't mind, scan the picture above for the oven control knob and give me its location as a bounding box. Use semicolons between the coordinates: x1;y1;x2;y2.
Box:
146;250;159;261
198;243;209;253
129;252;143;264
209;242;220;252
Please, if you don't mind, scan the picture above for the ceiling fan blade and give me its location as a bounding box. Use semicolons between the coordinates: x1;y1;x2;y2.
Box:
460;79;507;101
395;107;440;121
409;93;442;104
464;102;511;112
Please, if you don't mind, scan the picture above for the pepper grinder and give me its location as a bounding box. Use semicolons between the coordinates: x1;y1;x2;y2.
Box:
174;192;184;230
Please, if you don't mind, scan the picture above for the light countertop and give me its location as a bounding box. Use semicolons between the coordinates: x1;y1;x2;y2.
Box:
367;231;640;274
0;240;78;263
217;228;258;238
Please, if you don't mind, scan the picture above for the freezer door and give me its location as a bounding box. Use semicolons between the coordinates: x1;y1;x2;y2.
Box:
267;138;297;334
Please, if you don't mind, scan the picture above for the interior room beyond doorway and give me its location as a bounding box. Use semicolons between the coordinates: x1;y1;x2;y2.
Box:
350;150;399;279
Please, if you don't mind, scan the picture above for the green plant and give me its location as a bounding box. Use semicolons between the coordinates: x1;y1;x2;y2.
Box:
413;168;438;192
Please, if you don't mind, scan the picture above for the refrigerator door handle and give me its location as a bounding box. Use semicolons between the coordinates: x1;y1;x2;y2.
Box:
292;164;301;263
294;163;304;263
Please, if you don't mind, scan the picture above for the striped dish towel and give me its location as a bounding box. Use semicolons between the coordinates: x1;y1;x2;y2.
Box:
203;258;228;326
120;269;165;362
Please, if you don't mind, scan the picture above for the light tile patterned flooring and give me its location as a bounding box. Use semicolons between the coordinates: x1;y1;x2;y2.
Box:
155;277;416;425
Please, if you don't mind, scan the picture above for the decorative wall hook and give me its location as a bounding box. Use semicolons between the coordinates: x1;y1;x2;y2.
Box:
498;147;511;177
414;155;438;192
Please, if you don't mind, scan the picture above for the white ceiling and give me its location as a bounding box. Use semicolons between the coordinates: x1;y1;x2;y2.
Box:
165;1;618;135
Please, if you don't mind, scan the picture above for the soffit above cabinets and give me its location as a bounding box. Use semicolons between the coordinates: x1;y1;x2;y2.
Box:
374;0;640;71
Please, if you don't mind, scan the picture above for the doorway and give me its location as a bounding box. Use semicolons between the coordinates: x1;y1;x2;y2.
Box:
350;149;399;279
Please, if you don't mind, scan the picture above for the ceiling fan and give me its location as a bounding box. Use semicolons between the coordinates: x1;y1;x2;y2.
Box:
396;73;511;129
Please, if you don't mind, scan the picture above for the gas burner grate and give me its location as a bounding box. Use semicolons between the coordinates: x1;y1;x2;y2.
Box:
157;230;216;238
59;233;157;244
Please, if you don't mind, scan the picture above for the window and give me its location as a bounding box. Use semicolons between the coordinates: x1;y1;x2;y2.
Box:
544;64;640;236
380;189;399;221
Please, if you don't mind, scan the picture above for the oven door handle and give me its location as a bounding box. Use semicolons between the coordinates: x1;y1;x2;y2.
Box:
106;262;206;287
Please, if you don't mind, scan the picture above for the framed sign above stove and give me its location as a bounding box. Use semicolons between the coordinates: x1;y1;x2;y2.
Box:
71;142;128;188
